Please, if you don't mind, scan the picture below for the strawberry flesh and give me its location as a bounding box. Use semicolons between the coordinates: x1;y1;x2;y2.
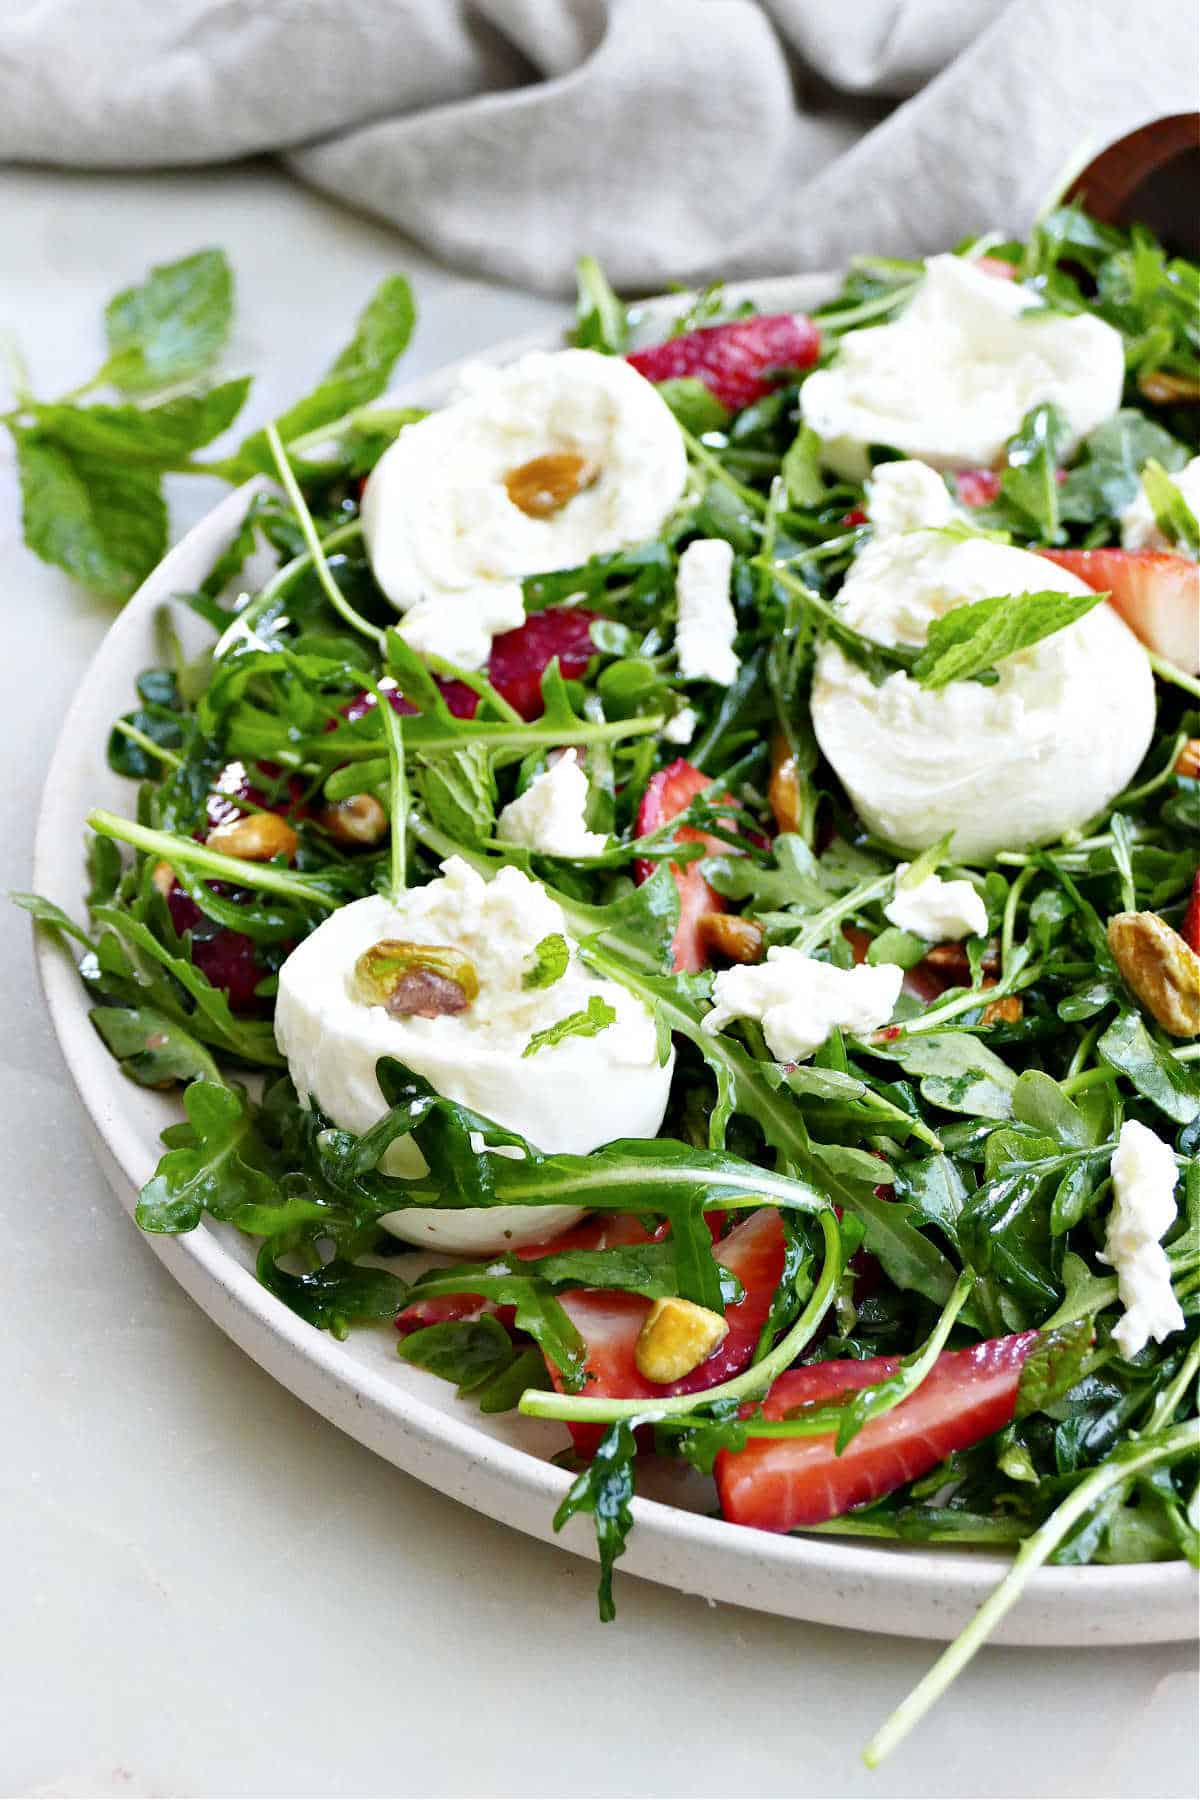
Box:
628;314;820;414
635;757;735;973
548;1206;788;1456
487;606;598;720
714;1330;1038;1530
164;883;268;1014
1039;547;1200;674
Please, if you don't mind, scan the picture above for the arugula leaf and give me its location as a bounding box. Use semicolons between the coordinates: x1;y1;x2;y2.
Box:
227;275;416;477
1057;410;1190;523
654;378;729;434
523;934;570;991
398;1266;588;1388
781;425;827;508
1014;1319;1094;1418
507;1239;743;1309
15;430;167;600
523;995;617;1057
103;248;234;394
10;891;95;949
396;1315;516;1395
911;588;1105;690
871;1033;1017;1120
1011;1070;1089;1147
572;255;629;354
1097;1011;1200;1124
1141;459;1200;554
257;1248;408;1334
90;1004;221;1087
135;1080;278;1233
33;380;250;465
553;1419;639;1621
997;403;1072;539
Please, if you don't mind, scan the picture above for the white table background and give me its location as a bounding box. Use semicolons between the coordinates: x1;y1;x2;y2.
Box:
2;162;1196;1800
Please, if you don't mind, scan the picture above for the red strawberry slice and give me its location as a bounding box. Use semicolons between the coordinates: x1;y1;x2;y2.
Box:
714;1330;1038;1531
487;606;598;720
342;607;598;726
635;758;734;973
1039;547;1200;673
1181;870;1200;956
628;314;820;415
393;1216;653;1338
549;1206;788;1456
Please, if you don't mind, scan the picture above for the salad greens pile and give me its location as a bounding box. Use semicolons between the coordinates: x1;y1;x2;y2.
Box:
16;204;1200;1767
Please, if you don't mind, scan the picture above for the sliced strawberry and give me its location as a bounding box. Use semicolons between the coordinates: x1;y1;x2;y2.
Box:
842;507;869;528
552;1207;788;1455
714;1330;1038;1531
395;1292;492;1336
487;606;598;720
1039;547;1200;674
1182;871;1200;956
628;314;820;415
635;758;734;973
975;256;1018;280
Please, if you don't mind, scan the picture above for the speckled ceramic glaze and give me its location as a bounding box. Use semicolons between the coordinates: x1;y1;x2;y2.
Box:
33;278;1199;1646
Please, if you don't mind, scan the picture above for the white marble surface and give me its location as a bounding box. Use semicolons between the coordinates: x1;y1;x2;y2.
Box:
2;161;1196;1800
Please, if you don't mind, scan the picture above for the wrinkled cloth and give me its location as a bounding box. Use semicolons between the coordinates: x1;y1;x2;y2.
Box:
0;0;1195;293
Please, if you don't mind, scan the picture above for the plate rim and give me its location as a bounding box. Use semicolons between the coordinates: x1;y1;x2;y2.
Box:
31;272;1199;1648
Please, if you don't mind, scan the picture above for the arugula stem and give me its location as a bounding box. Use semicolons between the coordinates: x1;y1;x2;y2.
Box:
87;810;341;909
265;421;385;649
1147;1340;1200;1430
372;683;408;900
212;519;364;659
1065;1018;1105;1081
862;1421;1200;1768
1147;651;1200;699
679;424;769;518
786;873;893;956
1000;864;1034;973
419;653;524;725
111;719;185;769
519;1208;841;1424
875;957;1042;1040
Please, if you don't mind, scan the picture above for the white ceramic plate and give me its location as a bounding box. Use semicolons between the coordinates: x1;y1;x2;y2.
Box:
33;276;1198;1647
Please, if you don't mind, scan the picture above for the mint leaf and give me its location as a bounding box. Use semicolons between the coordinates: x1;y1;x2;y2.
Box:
34;379;250;465
911;588;1105;690
523;994;616;1057
104;249;233;394
228;274;416;476
1141;459;1200;554
523;933;570;991
16;430;167;599
571;254;628;354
